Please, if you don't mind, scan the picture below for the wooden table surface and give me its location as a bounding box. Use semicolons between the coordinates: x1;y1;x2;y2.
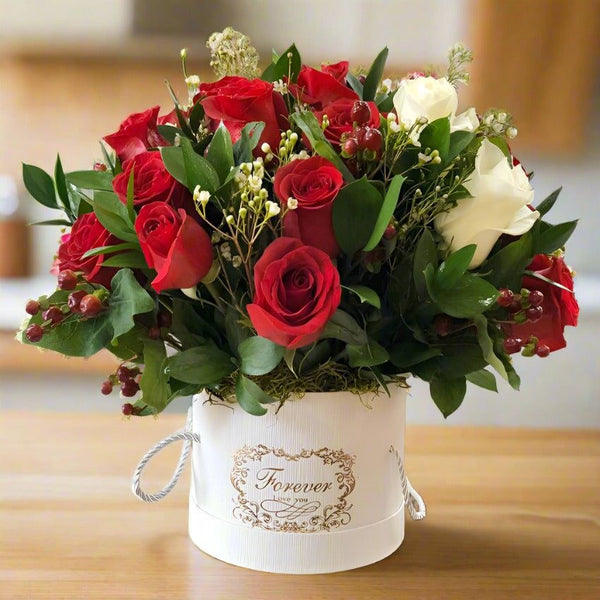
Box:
1;412;599;600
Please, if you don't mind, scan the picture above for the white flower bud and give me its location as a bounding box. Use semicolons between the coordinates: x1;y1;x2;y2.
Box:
261;142;272;154
432;156;442;164
211;231;221;244
239;207;247;219
287;197;298;210
497;112;507;123
232;256;242;268
506;126;518;139
225;215;235;225
265;201;281;218
180;48;187;59
492;122;503;134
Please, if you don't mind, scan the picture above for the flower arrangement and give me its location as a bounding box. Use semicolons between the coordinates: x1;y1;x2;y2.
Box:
19;28;579;418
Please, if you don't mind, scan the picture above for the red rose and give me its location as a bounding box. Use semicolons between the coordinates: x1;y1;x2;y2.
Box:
294;65;358;109
57;213;119;288
274;156;343;257
247;238;341;349
506;254;579;351
135;202;213;293
103;106;166;162
314;98;380;146
321;61;350;83
113;151;183;206
198;76;287;153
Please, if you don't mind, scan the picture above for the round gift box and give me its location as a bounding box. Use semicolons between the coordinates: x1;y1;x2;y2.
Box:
188;387;407;574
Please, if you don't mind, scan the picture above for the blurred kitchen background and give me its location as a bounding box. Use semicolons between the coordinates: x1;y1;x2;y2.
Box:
0;0;598;426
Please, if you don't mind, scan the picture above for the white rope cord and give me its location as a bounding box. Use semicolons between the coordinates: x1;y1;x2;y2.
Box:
131;410;200;503
389;445;427;520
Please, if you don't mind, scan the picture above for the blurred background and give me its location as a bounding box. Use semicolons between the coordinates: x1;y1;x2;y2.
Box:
0;0;598;427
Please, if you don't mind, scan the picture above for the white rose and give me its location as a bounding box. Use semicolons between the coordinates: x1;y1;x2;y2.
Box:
434;138;539;269
393;76;479;139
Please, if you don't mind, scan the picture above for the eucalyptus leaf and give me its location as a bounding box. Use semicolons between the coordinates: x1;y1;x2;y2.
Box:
534;220;578;255
101;252;149;269
413;229;438;299
319;310;368;345
430;375;466;418
166;346;234;385
388;342;442;369
363;47;388;101
139;338;170;412
206;124;235;184
67;170;114;191
466;369;498;392
235;375;274;416
347;341;389;368
363;174;405;252
233;121;266;164
272;43;302;82
92;191;138;243
22;163;58;209
536;187;562;217
239;336;284;376
436;245;477;290
344;285;381;309
180;137;220;193
472;314;509;382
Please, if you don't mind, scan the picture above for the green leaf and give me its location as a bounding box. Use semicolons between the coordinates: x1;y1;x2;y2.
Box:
346;72;364;97
22;163;58;209
466;369;498;392
160;146;187;187
107;325;145;361
101;252;148;269
472;314;508;381
29;219;72;227
54;155;70;214
206;124;234;184
536;187;562;217
92;191;138;243
363;47;388;101
189;102;205;135
343;285;381;309
233;121;266;164
428;272;499;319
180;137;220;193
320;310;368;345
139;338;170;412
67;170;114;191
524;270;575;293
156;124;186;145
483;230;534;290
419;117;451;160
437;245;477;290
447;130;476;163
108;269;155;341
430;376;466;418
126;168;136;224
272;43;302;83
81;242;139;259
100;141;115;174
291;112;354;181
166;346;234;385
332;177;382;256
534;220;578;255
347;341;389;368
413;229;438;299
238;336;284;376
388;342;442;369
235;375;275;416
363;174;405;252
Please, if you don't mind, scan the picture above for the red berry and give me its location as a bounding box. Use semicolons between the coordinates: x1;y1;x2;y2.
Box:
535;344;550;358
503;337;522;354
67;290;87;313
350;101;371;126
363;128;383;152
121;379;140;398
79;294;103;317
25;300;41;315
354;126;367;147
434;314;453;337
93;162;107;172
358;75;366;85
383;223;396;240
157;311;172;328
528;290;544;307
497;288;514;308
342;137;359;157
526;306;543;323
57;269;78;290
42;306;64;325
117;365;135;382
101;380;113;395
121;402;134;415
507;297;522;313
26;324;44;342
148;326;161;340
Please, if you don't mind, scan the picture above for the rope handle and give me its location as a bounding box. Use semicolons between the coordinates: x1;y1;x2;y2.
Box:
132;410;199;503
389;445;427;520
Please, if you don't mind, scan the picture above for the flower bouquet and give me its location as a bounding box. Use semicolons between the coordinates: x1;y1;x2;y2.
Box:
19;28;579;573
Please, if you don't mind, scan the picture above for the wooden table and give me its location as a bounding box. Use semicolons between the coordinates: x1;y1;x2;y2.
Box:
1;412;599;599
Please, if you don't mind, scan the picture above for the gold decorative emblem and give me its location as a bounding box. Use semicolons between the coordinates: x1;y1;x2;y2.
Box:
231;445;356;533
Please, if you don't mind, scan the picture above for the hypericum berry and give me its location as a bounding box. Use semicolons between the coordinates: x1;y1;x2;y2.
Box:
434;314;453;337
383;223;396;240
117;365;136;383
354;126;367;147
535;344;550;358
148;326;161;340
121;379;140;397
507;297;522;313
526;306;543;322
101;380;113;395
363;128;383;152
350;101;371;126
57;269;78;290
497;288;515;308
157;311;172;328
121;402;134;415
42;306;64;325
79;294;103;317
25;323;44;342
503;337;522;354
528;290;544;307
67;290;87;313
342;137;359;157
25;299;41;315
93;162;107;172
